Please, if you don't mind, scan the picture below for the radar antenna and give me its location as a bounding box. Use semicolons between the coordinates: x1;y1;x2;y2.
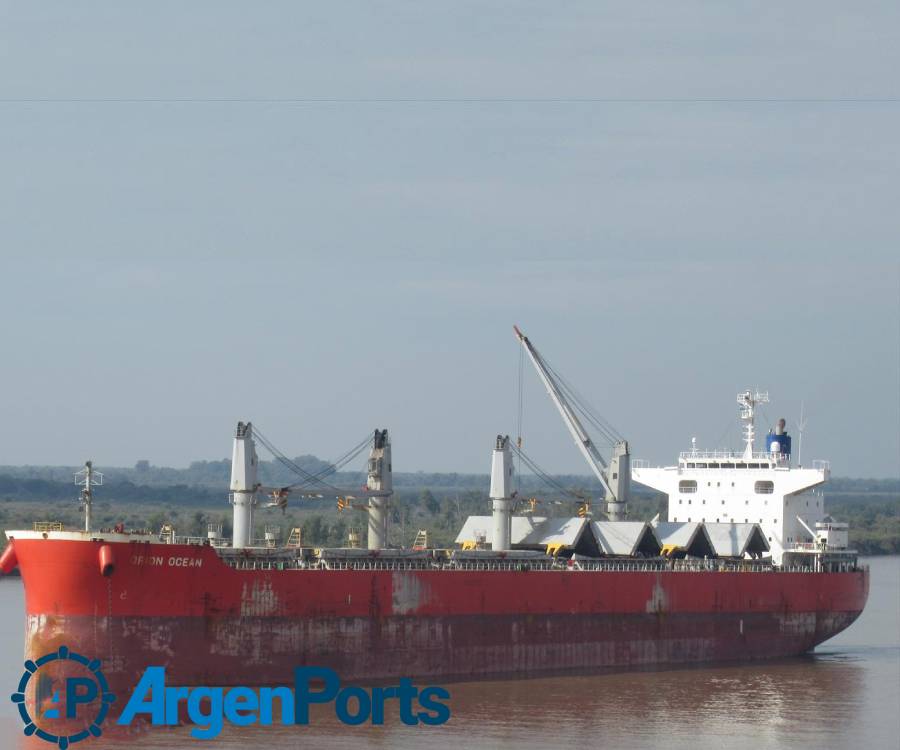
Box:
74;460;103;532
796;401;808;467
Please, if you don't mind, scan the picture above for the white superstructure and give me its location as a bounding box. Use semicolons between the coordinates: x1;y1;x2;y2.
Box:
633;390;838;565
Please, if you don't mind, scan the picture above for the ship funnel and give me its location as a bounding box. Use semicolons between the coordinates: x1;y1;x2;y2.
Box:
765;417;792;462
366;429;392;550
230;421;259;549
490;435;514;551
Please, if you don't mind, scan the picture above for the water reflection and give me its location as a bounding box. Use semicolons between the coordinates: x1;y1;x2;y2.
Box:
9;652;885;750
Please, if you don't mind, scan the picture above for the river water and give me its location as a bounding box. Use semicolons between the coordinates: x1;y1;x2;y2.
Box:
1;556;897;750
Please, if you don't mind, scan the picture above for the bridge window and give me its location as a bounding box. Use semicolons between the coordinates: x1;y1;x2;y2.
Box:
755;481;774;494
679;480;698;493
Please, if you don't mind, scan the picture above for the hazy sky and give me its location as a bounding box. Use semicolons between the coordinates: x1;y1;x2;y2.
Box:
1;3;898;477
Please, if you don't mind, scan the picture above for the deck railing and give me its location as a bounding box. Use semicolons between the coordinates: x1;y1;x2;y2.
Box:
217;555;861;575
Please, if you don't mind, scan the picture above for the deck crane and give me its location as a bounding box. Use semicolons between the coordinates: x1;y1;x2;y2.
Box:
513;325;631;521
229;423;393;549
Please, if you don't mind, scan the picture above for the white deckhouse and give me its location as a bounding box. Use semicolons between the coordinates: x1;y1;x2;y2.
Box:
633;390;848;566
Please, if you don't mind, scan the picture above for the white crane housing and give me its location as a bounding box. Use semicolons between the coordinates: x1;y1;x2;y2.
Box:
367;429;392;550
489;435;514;550
230;421;259;549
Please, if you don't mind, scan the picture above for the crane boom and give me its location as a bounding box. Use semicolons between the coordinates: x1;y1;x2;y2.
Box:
514;326;613;494
513;325;630;520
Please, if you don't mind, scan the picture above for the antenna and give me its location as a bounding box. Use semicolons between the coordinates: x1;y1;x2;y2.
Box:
796;401;808;467
74;460;103;533
737;390;769;460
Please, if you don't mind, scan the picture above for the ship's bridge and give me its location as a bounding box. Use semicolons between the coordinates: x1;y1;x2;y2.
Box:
633;457;831;565
632;390;838;565
677;449;794;470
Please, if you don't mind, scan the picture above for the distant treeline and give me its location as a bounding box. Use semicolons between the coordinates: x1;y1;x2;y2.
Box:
1;461;895;495
0;459;609;494
0;463;897;554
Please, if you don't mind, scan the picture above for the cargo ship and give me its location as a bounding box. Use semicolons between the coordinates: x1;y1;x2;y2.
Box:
1;328;868;725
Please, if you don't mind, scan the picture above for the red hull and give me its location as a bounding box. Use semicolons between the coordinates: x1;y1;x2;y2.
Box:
12;539;868;696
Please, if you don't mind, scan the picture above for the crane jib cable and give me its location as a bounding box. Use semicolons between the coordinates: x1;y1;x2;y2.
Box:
539;354;623;445
294;432;373;486
509;443;590;502
283;435;371;490
251;426;372;496
252;429;342;494
516;343;524;492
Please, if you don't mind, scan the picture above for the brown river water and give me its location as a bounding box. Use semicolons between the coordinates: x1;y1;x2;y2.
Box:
1;556;897;750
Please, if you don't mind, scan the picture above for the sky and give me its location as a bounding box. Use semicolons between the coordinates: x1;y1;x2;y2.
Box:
0;2;898;477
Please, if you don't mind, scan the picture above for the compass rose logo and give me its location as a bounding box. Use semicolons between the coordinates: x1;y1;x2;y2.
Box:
10;646;116;748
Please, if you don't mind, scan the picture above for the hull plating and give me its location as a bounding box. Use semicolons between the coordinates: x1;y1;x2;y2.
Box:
12;539;869;700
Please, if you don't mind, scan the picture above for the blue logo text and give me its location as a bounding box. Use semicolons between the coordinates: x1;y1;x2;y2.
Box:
117;666;450;739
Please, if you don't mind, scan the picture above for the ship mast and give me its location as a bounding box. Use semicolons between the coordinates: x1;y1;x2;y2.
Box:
737;390;769;460
74;460;103;533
